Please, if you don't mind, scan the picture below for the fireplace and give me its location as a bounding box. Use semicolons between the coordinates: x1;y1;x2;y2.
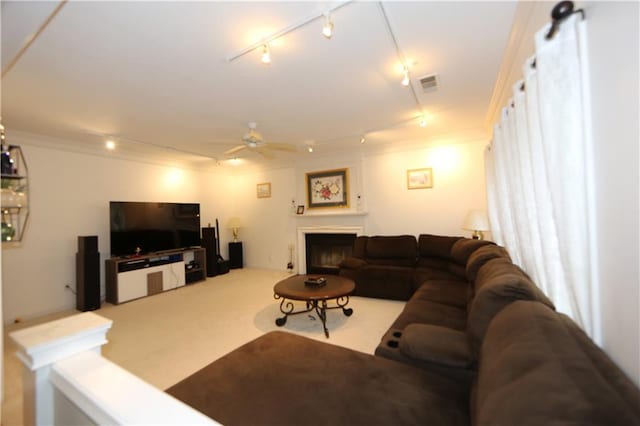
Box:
296;226;364;275
305;233;357;275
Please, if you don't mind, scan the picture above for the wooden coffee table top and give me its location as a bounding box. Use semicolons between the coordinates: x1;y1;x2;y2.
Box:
274;275;355;301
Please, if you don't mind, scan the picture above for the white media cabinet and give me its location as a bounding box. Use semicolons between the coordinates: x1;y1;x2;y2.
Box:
105;248;206;304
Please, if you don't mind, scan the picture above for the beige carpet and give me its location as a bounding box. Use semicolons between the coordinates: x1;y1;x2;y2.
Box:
2;268;404;425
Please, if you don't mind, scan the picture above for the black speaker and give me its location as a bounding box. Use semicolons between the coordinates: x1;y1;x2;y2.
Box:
202;227;218;277
76;236;100;311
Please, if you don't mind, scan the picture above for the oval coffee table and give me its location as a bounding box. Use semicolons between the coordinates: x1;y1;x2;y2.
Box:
273;275;355;338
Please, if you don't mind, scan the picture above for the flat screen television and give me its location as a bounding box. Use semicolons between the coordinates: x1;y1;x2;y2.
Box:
110;201;201;257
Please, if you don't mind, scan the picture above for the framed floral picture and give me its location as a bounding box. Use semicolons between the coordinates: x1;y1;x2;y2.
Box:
257;182;271;198
306;168;349;208
407;168;433;189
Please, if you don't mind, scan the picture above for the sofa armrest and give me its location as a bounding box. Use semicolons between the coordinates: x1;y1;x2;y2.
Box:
399;324;473;369
339;257;367;269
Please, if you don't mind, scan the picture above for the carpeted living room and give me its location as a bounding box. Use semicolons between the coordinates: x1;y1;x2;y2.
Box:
1;1;639;425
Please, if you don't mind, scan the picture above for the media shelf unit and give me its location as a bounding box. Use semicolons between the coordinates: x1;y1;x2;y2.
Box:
105;247;206;304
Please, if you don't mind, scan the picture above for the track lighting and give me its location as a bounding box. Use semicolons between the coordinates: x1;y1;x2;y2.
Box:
401;67;410;87
322;14;333;38
260;44;271;65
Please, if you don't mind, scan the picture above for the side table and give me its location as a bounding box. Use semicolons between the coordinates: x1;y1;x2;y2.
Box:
229;241;243;269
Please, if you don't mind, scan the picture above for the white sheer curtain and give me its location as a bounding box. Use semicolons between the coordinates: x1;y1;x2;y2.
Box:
485;14;596;336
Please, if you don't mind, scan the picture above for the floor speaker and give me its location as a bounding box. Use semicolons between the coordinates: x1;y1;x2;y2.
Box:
76;235;100;311
202;227;218;277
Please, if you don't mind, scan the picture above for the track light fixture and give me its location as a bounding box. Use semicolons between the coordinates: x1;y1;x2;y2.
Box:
322;13;334;38
401;67;410;87
260;44;271;65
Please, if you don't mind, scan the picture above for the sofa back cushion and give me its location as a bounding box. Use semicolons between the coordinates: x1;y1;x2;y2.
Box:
465;244;511;282
474;301;640;425
365;235;417;266
417;234;461;260
466;258;555;352
352;236;369;259
450;238;495;266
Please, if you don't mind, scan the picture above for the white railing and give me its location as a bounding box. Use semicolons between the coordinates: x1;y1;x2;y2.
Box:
10;312;218;426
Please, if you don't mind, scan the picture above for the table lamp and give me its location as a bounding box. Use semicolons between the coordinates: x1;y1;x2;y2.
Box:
462;210;490;240
227;217;242;242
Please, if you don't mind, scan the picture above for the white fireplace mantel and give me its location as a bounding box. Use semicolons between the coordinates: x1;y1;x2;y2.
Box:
296;226;364;274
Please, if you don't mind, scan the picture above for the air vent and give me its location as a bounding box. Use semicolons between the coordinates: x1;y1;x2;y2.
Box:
419;74;439;93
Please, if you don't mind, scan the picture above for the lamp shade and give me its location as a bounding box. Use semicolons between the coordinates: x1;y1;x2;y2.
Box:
227;217;242;229
462;210;490;231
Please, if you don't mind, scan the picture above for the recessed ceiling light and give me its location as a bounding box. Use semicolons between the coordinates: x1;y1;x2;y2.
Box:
105;140;116;150
308;146;313;153
360;136;366;144
419;116;427;127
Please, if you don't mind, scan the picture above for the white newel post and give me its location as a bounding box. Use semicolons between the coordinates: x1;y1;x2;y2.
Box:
10;312;112;426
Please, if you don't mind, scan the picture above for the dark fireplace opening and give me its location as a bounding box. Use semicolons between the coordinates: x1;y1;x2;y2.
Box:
306;233;357;275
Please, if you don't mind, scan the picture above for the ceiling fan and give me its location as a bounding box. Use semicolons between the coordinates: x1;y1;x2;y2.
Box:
224;122;297;158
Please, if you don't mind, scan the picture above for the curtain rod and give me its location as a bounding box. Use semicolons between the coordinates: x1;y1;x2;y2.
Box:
545;1;586;40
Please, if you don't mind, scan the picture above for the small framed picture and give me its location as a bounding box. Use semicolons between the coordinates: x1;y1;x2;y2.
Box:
407;168;433;189
257;182;271;198
296;205;305;215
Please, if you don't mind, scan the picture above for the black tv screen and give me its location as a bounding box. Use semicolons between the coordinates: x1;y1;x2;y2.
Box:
110;201;201;257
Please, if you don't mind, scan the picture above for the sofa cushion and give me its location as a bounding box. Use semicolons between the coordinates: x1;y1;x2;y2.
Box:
466;258;554;352
365;235;417;266
418;234;461;259
338;256;367;269
450;238;495;266
414;266;464;290
390;299;467;331
168;331;471;426
352;235;368;258
351;265;415;301
399;324;473;369
411;280;470;308
474;301;640;425
465;244;511;282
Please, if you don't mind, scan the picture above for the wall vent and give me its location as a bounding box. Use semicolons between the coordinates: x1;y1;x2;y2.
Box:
419;74;439;92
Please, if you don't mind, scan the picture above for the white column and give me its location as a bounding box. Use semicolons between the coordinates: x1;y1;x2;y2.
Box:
10;312;112;426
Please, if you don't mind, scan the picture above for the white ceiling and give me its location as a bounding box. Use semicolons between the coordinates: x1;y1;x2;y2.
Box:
1;1;517;169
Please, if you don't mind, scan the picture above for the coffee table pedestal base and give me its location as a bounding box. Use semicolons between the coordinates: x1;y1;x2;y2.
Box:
274;295;353;338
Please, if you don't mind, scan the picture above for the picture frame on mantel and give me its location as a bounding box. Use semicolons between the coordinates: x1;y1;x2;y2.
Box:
306;168;349;209
257;182;271;198
407;168;433;189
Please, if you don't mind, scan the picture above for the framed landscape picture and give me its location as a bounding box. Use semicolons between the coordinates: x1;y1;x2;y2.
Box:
407;168;433;189
306;168;349;208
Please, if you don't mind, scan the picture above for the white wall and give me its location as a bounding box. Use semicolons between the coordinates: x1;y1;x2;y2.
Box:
1;134;233;323
2;135;489;323
362;142;488;237
227;140;488;271
585;1;639;385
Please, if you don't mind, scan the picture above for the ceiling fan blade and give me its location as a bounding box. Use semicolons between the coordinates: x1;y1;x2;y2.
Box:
224;145;247;155
266;143;297;152
254;147;275;159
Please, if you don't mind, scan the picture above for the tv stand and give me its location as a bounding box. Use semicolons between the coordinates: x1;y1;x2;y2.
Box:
105;247;206;304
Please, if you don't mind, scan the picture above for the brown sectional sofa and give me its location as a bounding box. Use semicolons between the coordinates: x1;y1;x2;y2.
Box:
166;234;640;425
